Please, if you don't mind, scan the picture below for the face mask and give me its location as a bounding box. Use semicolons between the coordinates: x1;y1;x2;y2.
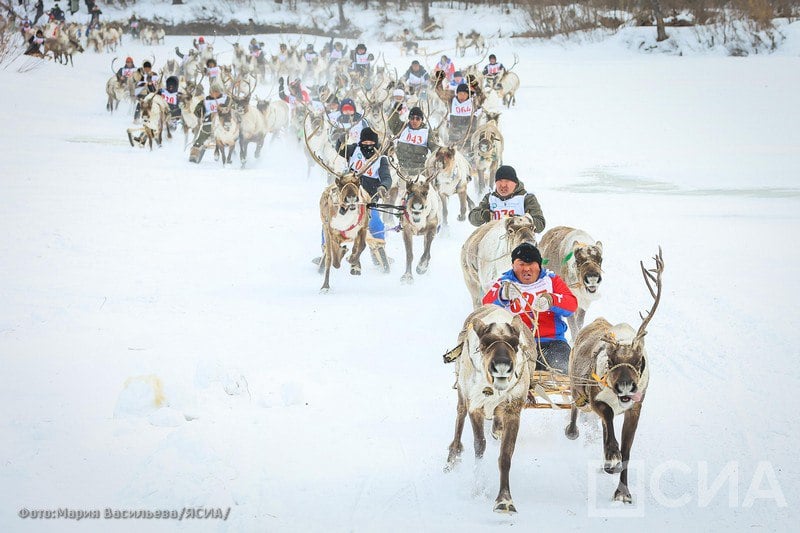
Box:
360;144;376;158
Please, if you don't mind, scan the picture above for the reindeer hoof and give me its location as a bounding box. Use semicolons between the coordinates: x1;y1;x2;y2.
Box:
319;287;330;294
350;266;361;276
493;500;517;514
457;214;466;221
604;452;622;474
614;486;633;504
401;273;414;284
443;457;460;473
416;263;429;275
565;424;579;440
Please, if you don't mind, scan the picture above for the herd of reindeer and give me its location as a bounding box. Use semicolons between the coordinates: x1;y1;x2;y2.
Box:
27;20;665;514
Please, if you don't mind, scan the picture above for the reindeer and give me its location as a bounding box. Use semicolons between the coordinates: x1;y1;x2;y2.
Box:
106;59;135;113
496;71;520;108
311;153;376;293
455;32;468;57
212;100;239;166
398;174;442;284
126;92;171;150
461;215;538;308
539;227;603;340
470;121;504;194
444;304;534;513
426;146;472;227
466;30;486;54
229;82;264;168
565;249;664;504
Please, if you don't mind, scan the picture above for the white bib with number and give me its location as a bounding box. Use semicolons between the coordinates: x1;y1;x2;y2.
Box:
349;148;382;180
489;193;525;220
451;98;473;117
398;126;428;147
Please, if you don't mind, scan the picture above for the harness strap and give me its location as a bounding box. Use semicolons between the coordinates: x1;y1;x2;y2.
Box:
338;204;365;238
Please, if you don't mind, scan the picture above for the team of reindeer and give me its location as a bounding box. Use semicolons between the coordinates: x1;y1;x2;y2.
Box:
303;44;663;514
92;30;662;513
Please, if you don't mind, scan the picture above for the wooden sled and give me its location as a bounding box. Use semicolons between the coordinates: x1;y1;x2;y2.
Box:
525;370;575;410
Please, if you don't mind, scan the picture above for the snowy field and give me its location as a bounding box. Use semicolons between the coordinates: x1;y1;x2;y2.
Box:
1;26;799;533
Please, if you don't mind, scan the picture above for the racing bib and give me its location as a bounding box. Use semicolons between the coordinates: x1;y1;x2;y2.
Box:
489;193;525;220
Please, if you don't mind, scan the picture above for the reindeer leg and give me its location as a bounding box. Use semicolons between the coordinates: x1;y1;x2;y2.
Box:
239;135;247;167
254;135;265;158
615;402;642;503
439;193;449;227
349;231;366;275
401;228;414;284
457;187;468;221
469;409;486;459
445;389;467;472
416;228;434;275
594;401;622;474
575;307;586;331
494;402;522;514
565;404;580;440
567;315;579;343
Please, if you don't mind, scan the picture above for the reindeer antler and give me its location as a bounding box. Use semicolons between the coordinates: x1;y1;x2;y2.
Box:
635;247;665;341
303;111;343;178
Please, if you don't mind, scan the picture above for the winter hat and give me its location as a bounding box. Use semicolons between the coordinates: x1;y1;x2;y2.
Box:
125;56;134;63
411;60;420;65
210;82;224;94
408;106;424;119
456;83;469;94
511;243;542;266
454;70;463;78
198;36;205;43
142;61;152;68
495;165;518;184
489;54;496;60
339;98;356;113
359;127;379;144
356;43;366;50
392;88;405;98
166;76;179;90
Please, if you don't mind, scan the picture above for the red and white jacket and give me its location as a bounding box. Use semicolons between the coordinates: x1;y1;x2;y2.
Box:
482;268;577;343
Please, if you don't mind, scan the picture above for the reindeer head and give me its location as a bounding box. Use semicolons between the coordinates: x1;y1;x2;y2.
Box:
432;146;455;172
598;248;663;408
334;172;362;214
404;176;435;225
472;320;523;392
504;215;538;249
599;329;647;408
572;240;603;294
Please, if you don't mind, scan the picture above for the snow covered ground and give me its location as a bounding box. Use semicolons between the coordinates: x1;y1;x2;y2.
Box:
1;22;799;533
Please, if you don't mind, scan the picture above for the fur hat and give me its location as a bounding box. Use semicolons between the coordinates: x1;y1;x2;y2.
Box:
495;165;518;184
511;243;542;266
125;56;134;63
392;88;405;98
456;83;469;94
360;127;379;144
408;106;424;119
